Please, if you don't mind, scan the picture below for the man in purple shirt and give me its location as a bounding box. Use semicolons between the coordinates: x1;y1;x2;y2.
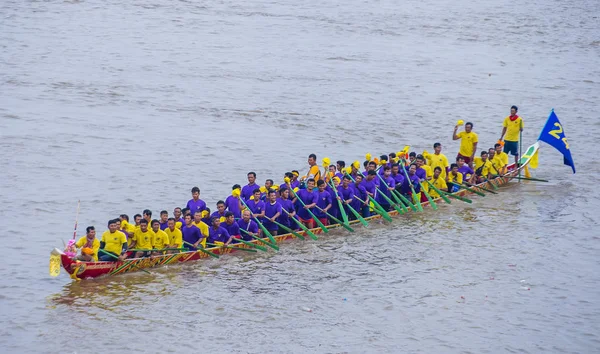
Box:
279;172;294;191
210;200;227;220
223;212;241;240
376;166;396;211
225;184;242;218
399;164;421;196
207;217;232;245
314;180;332;226
277;187;296;229
457;156;475;184
237;210;260;241
391;163;405;186
337;175;355;219
294;178;317;228
241;172;261;201
159;210;169;230
350;174;369;218
186;186;207;216
361;170;378;202
181;214;203;250
415;155;428;180
173;207;185;226
263;190;283;234
335;161;346;180
246;189;266;221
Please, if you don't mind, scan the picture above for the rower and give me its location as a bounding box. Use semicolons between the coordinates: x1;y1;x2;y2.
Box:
208;217;233;245
75;226;100;261
361;170;378;205
399;164;421;197
446;163;463;192
425;142;450;180
499;105;524;167
246;189;266;221
290;170;300;189
301;153;321;182
277;187;296;231
415;155;432;202
390;163;405;186
238;210;260;241
314;180;333;226
159;210;169;230
118;214;136;237
225;184;242;218
263;190;283;235
151;219;170;255
473;151;493;183
211;200;227;219
165;218;183;252
493;143;509;175
487;148;500;177
429;167;448;198
182;214;203;250
351;174;369;218
377;166;396;211
241;172;260;201
335;160;346;179
186;186;207;215
325;164;337;183
192;211;209;248
223;212;241;240
408;152;417;165
201;209;212;225
99;219;127;262
279;173;294;191
452;121;479;167
133;219;154;258
456;156;475;184
133;214;142;229
142;209;152;226
173;207;184;228
294;178;317;228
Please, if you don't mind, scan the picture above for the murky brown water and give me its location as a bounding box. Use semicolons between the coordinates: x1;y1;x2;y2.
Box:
1;0;599;352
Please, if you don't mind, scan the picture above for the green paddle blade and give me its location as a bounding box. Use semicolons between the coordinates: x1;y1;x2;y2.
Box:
272;219;306;240
426;180;451;204
419;182;438;210
234;236;269;252
288;215;318;240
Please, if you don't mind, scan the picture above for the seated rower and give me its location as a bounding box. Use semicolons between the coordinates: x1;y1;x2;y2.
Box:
164;218;183;252
133;219;154;258
351;174;369;218
211;200;227;220
192;211;210;248
294;178;317;228
376;166;396;211
314;180;332;226
390;163;405;186
99;219;128;262
119;214;136;237
159;210;169;230
225;184;243;218
182;214;204;250
263;189;283;235
398;164;421;197
75;226;100;262
246;188;266;222
223;212;241;240
473;151;493;183
133;214;142;229
238;210;260;241
429;167;448;198
456;156;475;184
207;216;233;246
201;209;212;225
493;143;509;175
151;219;170;255
488;148;501;177
335;161;346;179
173;207;184;228
337;174;355;216
277;187;296;231
446;163;463;192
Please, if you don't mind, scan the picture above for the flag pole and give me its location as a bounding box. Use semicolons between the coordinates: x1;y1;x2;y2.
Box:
518;119;523;182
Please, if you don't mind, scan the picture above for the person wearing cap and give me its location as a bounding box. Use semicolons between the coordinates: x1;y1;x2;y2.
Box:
75;226;100;261
499;105;524;167
290;170;300;189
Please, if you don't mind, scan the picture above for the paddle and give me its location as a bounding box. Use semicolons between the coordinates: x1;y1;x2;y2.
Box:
282;209;319;240
206;243;257;253
238;198;279;244
458;183;486;197
233;235;269;252
314;205;354;232
419;182;438;210
374;170;408;214
98;249;152;274
353;195;393;222
444;191;473;203
399;159;424;211
464;182;497;194
328;179;350;225
72;200;80;240
507;175;549;183
239;229;280;250
130;247;187;252
183;241;220;259
270;219;307;240
425;179;452;204
289;187;329;233
344;200;369;227
328;178;368;226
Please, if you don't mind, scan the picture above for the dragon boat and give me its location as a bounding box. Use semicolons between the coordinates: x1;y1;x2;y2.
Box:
50;142;541;281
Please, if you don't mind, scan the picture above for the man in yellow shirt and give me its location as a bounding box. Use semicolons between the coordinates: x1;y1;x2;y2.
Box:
132;219;155;258
99;219;128;262
301;153;321;182
118;214;136;238
487;148;500;177
499;105;524;166
165;218;183;252
493;143;509;175
452;122;478;167
429;167;448;198
446;163;463;193
192;211;209;248
425;142;450;180
473;151;494;183
75;226;100;261
151;220;170;255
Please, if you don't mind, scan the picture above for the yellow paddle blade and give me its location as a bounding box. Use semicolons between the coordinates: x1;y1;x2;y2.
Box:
528;150;539;169
49;253;61;277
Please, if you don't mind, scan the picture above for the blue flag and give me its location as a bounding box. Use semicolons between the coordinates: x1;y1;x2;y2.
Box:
538;109;575;173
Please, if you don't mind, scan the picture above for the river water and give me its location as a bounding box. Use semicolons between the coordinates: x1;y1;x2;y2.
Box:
1;0;599;352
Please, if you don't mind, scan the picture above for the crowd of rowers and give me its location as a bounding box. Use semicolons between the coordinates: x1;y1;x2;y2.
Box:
70;138;514;263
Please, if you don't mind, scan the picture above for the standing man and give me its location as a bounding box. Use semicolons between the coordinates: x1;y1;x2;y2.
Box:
452;122;478;167
426;143;450;180
242;172;261;201
225;184;243;218
301;154;321;182
499;105;524;167
186;187;207;216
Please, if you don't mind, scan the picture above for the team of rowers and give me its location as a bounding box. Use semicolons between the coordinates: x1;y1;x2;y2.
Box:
70;107;524;262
